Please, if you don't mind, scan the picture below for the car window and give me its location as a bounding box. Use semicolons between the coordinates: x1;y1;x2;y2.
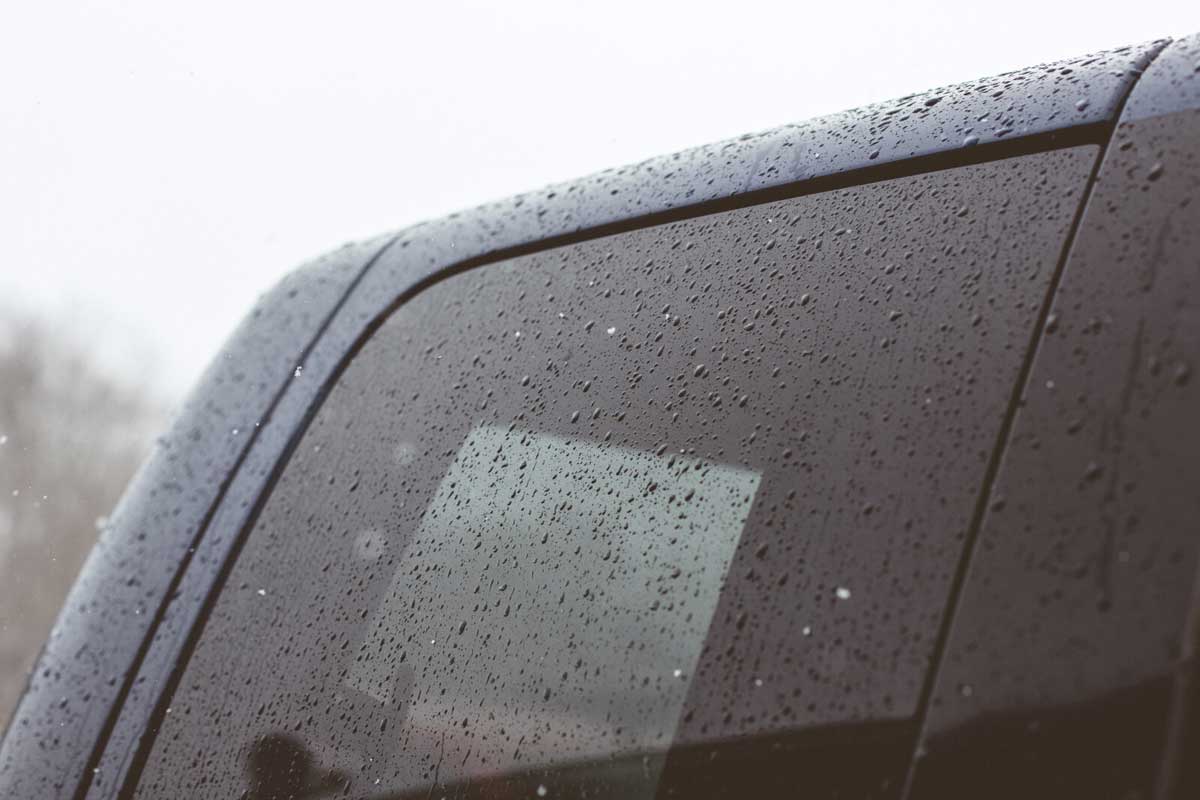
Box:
132;146;1095;799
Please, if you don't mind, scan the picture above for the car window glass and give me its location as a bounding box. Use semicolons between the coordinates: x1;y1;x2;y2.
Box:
132;146;1095;799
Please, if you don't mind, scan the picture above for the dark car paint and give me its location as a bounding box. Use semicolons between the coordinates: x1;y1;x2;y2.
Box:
909;35;1200;799
1;34;1196;800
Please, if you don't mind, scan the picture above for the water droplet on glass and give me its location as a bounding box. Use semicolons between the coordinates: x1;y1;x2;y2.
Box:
394;442;417;466
354;529;386;562
1174;362;1191;386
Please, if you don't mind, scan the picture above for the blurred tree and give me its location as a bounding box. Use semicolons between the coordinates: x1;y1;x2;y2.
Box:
0;311;167;731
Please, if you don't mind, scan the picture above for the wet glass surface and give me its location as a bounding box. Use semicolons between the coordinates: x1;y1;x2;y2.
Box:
132;147;1094;799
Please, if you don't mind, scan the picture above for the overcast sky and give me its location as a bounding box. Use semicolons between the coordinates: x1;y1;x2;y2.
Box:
2;0;1197;401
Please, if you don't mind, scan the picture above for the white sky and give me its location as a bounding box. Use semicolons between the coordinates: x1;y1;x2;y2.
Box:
2;0;1197;402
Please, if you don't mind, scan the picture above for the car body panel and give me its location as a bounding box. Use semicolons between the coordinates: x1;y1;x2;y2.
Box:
907;33;1200;800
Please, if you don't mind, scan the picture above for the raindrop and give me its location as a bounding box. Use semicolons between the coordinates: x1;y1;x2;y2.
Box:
394;442;417;466
1174;362;1191;386
354;529;386;562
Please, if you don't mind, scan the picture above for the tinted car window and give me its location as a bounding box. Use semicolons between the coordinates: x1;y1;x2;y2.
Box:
132;147;1094;799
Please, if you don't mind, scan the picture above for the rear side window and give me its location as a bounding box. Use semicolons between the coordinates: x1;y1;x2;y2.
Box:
133;147;1094;799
